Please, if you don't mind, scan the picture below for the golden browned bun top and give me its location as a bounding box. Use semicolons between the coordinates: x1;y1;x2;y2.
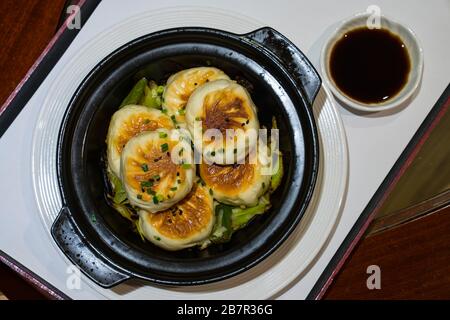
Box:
164;67;230;112
201;88;253;134
123;139;185;203
114;110;173;154
144;183;213;239
199;161;255;196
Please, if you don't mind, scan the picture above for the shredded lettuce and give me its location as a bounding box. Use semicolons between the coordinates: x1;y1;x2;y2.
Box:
119;78;165;109
139;80;164;109
270;151;283;193
107;170;127;204
134;218;146;242
107;170;137;222
119;77;147;108
207;197;271;245
270;116;283;193
209;204;233;243
111;202;134;222
231;195;271;231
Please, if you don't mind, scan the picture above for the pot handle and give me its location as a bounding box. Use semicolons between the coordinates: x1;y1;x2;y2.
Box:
243;27;321;106
51;207;130;288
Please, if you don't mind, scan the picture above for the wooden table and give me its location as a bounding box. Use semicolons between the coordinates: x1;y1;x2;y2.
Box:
1;0;449;300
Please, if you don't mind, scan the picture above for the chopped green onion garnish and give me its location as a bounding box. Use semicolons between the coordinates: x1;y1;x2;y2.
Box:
141;181;153;188
156;86;164;94
141;163;148;172
182;163;191;169
197;178;206;186
161;143;169;152
159;132;168;138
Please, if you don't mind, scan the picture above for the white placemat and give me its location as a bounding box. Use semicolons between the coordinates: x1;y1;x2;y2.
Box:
1;0;449;299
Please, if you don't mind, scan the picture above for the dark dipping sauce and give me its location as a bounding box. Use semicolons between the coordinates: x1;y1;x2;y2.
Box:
329;27;411;104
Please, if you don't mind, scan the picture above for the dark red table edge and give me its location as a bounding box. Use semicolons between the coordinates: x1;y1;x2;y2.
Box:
308;83;450;299
0;0;449;300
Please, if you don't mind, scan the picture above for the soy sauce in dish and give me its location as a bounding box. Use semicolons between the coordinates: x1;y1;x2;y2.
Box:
329;27;411;104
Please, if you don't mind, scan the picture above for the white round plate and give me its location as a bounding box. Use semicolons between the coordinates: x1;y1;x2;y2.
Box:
32;7;348;299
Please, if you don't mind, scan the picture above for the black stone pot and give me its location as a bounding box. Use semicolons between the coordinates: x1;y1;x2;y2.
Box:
51;27;321;288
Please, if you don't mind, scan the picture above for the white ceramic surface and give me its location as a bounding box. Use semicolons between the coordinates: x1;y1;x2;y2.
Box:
320;12;424;112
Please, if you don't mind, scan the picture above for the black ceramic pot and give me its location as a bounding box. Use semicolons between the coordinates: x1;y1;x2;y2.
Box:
51;27;321;288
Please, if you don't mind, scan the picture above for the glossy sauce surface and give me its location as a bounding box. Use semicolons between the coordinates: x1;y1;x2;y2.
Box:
329;27;411;104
